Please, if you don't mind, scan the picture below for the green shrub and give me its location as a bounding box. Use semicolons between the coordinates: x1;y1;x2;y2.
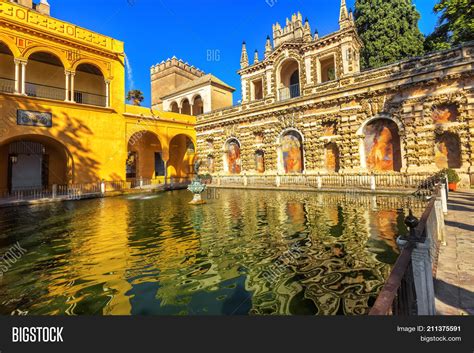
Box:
441;168;460;183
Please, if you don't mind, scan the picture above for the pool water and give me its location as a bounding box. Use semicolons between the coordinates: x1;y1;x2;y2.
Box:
0;189;420;315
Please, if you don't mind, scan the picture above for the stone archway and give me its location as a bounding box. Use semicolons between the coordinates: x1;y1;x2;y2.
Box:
0;135;73;192
127;131;164;179
168;134;195;178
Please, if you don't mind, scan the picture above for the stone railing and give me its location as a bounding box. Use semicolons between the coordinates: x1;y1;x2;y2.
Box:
0;177;192;205
210;173;433;191
370;174;448;315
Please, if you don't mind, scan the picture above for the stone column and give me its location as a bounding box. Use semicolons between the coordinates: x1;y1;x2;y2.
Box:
105;79;110;108
64;70;70;102
20;60;27;95
396;236;436;316
14;59;21;94
70;72;76;103
412;240;437;315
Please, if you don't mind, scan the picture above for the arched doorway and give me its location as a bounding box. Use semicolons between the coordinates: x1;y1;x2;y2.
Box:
192;95;204;115
26;51;65;101
278;59;300;100
127;131;164;179
0;135;72;192
435;132;461;169
181;99;191;115
363;119;402;172
0;41;15;93
170;101;179;113
325;143;340;173
74;63;106;107
168;134;195;178
224;139;242;174
280;130;304;173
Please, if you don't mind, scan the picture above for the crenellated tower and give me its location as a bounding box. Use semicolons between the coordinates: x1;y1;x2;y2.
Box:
150;57;205;108
238;1;362;104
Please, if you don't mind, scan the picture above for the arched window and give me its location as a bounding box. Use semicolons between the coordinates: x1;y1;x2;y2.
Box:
26;51;65;101
74;63;106;107
192;95;204;115
278;59;300;101
281;131;304;173
170;102;179;113
255;150;265;173
320;55;336;83
225;139;242;174
435;132;461;169
181;99;191;115
364;119;402;172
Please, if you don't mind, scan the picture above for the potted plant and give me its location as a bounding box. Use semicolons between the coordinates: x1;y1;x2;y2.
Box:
442;168;461;191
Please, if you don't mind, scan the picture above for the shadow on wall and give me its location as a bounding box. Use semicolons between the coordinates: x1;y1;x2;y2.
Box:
0;95;102;188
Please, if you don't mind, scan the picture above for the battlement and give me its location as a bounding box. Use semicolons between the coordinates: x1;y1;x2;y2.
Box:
272;12;307;48
151;56;205;78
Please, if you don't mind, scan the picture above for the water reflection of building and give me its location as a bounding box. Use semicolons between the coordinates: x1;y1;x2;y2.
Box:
240;192;423;315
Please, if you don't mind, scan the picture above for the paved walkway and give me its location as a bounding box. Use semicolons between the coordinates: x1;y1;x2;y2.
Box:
435;190;474;315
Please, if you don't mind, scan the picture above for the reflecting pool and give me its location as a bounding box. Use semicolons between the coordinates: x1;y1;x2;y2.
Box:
0;189;425;315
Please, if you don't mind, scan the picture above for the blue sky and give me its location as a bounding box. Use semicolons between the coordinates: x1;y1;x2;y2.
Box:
50;0;439;107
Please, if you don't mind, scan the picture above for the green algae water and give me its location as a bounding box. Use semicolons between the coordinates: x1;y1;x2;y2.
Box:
0;189;423;315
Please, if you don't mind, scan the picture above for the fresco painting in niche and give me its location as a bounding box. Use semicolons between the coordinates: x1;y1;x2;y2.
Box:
207;155;215;173
322;122;337;136
364;119;402;172
282;132;303;173
435;132;461;169
325;143;340;172
255;150;265;173
432;104;458;124
226;140;241;174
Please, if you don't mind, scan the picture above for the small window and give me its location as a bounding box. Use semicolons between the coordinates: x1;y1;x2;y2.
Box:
252;79;263;101
320;56;336;83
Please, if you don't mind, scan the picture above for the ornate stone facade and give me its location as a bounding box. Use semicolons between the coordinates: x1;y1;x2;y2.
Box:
196;1;474;185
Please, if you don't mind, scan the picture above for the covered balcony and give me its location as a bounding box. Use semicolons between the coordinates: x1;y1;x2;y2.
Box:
0;43;110;108
277;58;301;101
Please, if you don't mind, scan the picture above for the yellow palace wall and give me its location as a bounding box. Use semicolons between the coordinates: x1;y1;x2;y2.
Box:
0;0;196;188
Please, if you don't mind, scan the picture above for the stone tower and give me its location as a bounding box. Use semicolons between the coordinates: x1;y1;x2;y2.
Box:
150;57;205;109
